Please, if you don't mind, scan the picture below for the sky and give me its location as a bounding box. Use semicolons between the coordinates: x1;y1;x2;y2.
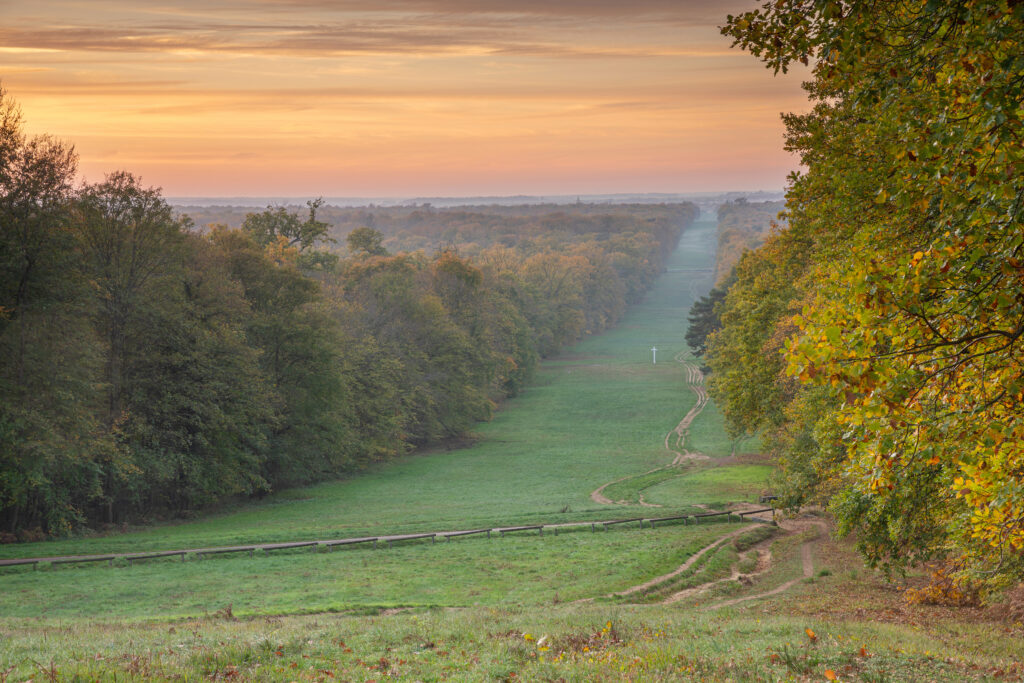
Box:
0;0;809;197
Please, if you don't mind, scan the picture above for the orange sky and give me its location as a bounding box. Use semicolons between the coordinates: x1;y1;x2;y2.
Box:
0;0;809;197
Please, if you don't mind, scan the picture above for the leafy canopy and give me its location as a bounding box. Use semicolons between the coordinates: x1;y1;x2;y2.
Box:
717;0;1024;584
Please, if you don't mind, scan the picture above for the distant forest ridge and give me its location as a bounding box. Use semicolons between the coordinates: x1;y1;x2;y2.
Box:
169;190;784;209
180;202;708;256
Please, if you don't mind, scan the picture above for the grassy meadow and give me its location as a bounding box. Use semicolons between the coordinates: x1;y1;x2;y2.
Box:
1;214;1020;681
0;216;730;561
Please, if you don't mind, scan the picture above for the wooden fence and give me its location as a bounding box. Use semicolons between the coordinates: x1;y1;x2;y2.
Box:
0;508;774;571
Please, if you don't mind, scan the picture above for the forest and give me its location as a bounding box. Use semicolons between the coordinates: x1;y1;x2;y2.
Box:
0;87;696;537
685;198;784;362
711;198;784;283
702;0;1023;592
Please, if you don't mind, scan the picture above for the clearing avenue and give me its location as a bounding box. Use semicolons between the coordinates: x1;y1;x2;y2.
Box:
2;213;1019;681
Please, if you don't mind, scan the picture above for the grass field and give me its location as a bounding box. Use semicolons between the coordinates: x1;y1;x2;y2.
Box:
3;534;1021;682
2;214;1020;681
0;215;733;561
2;524;739;620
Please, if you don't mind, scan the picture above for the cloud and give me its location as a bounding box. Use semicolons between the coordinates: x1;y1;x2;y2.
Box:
152;0;741;23
0;24;500;56
1;0;753;58
0;23;735;60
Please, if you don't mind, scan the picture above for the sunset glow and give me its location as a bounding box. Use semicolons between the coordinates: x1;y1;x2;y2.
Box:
0;0;809;196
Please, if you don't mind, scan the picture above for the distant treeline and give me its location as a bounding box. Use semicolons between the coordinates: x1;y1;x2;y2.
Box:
713;199;784;283
0;88;696;537
181;202;695;261
683;199;784;365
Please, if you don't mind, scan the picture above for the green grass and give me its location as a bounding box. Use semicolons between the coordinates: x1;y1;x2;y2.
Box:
0;216;755;624
1;602;1017;682
644;464;775;508
685;398;755;457
598;465;689;505
0;217;724;561
0;524;735;620
0;214;1020;681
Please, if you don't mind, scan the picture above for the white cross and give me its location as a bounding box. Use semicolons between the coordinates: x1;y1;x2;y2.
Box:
651;346;658;364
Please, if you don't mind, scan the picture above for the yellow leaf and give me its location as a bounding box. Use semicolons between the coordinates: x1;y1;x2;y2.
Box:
805;627;817;641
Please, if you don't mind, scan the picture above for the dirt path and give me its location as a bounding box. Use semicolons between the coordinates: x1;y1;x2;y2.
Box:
701;516;828;611
590;468;666;506
595;510;829;610
589;351;709;505
614;524;759;597
663;546;773;604
569;522;761;605
665;351;711;466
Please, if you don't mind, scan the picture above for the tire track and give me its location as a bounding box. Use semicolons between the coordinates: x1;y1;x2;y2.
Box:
703;519;825;610
590;351;709;505
663;546;773;605
665;351;710;466
614;524;759;597
568;523;761;605
605;515;827;609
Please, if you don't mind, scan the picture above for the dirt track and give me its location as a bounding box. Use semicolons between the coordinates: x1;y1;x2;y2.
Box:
590;351;710;505
703;515;827;610
600;507;830;610
665;351;711;465
615;524;759;598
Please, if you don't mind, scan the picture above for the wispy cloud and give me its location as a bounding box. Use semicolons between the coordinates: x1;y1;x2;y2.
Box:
3;0;800;196
140;0;737;22
0;23;729;59
2;0;754;58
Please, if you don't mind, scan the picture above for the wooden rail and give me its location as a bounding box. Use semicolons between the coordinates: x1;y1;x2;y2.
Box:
601;517;644;530
0;507;775;571
439;528;490;540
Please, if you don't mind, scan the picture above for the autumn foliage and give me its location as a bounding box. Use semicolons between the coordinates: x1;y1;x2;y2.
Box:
710;0;1024;586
